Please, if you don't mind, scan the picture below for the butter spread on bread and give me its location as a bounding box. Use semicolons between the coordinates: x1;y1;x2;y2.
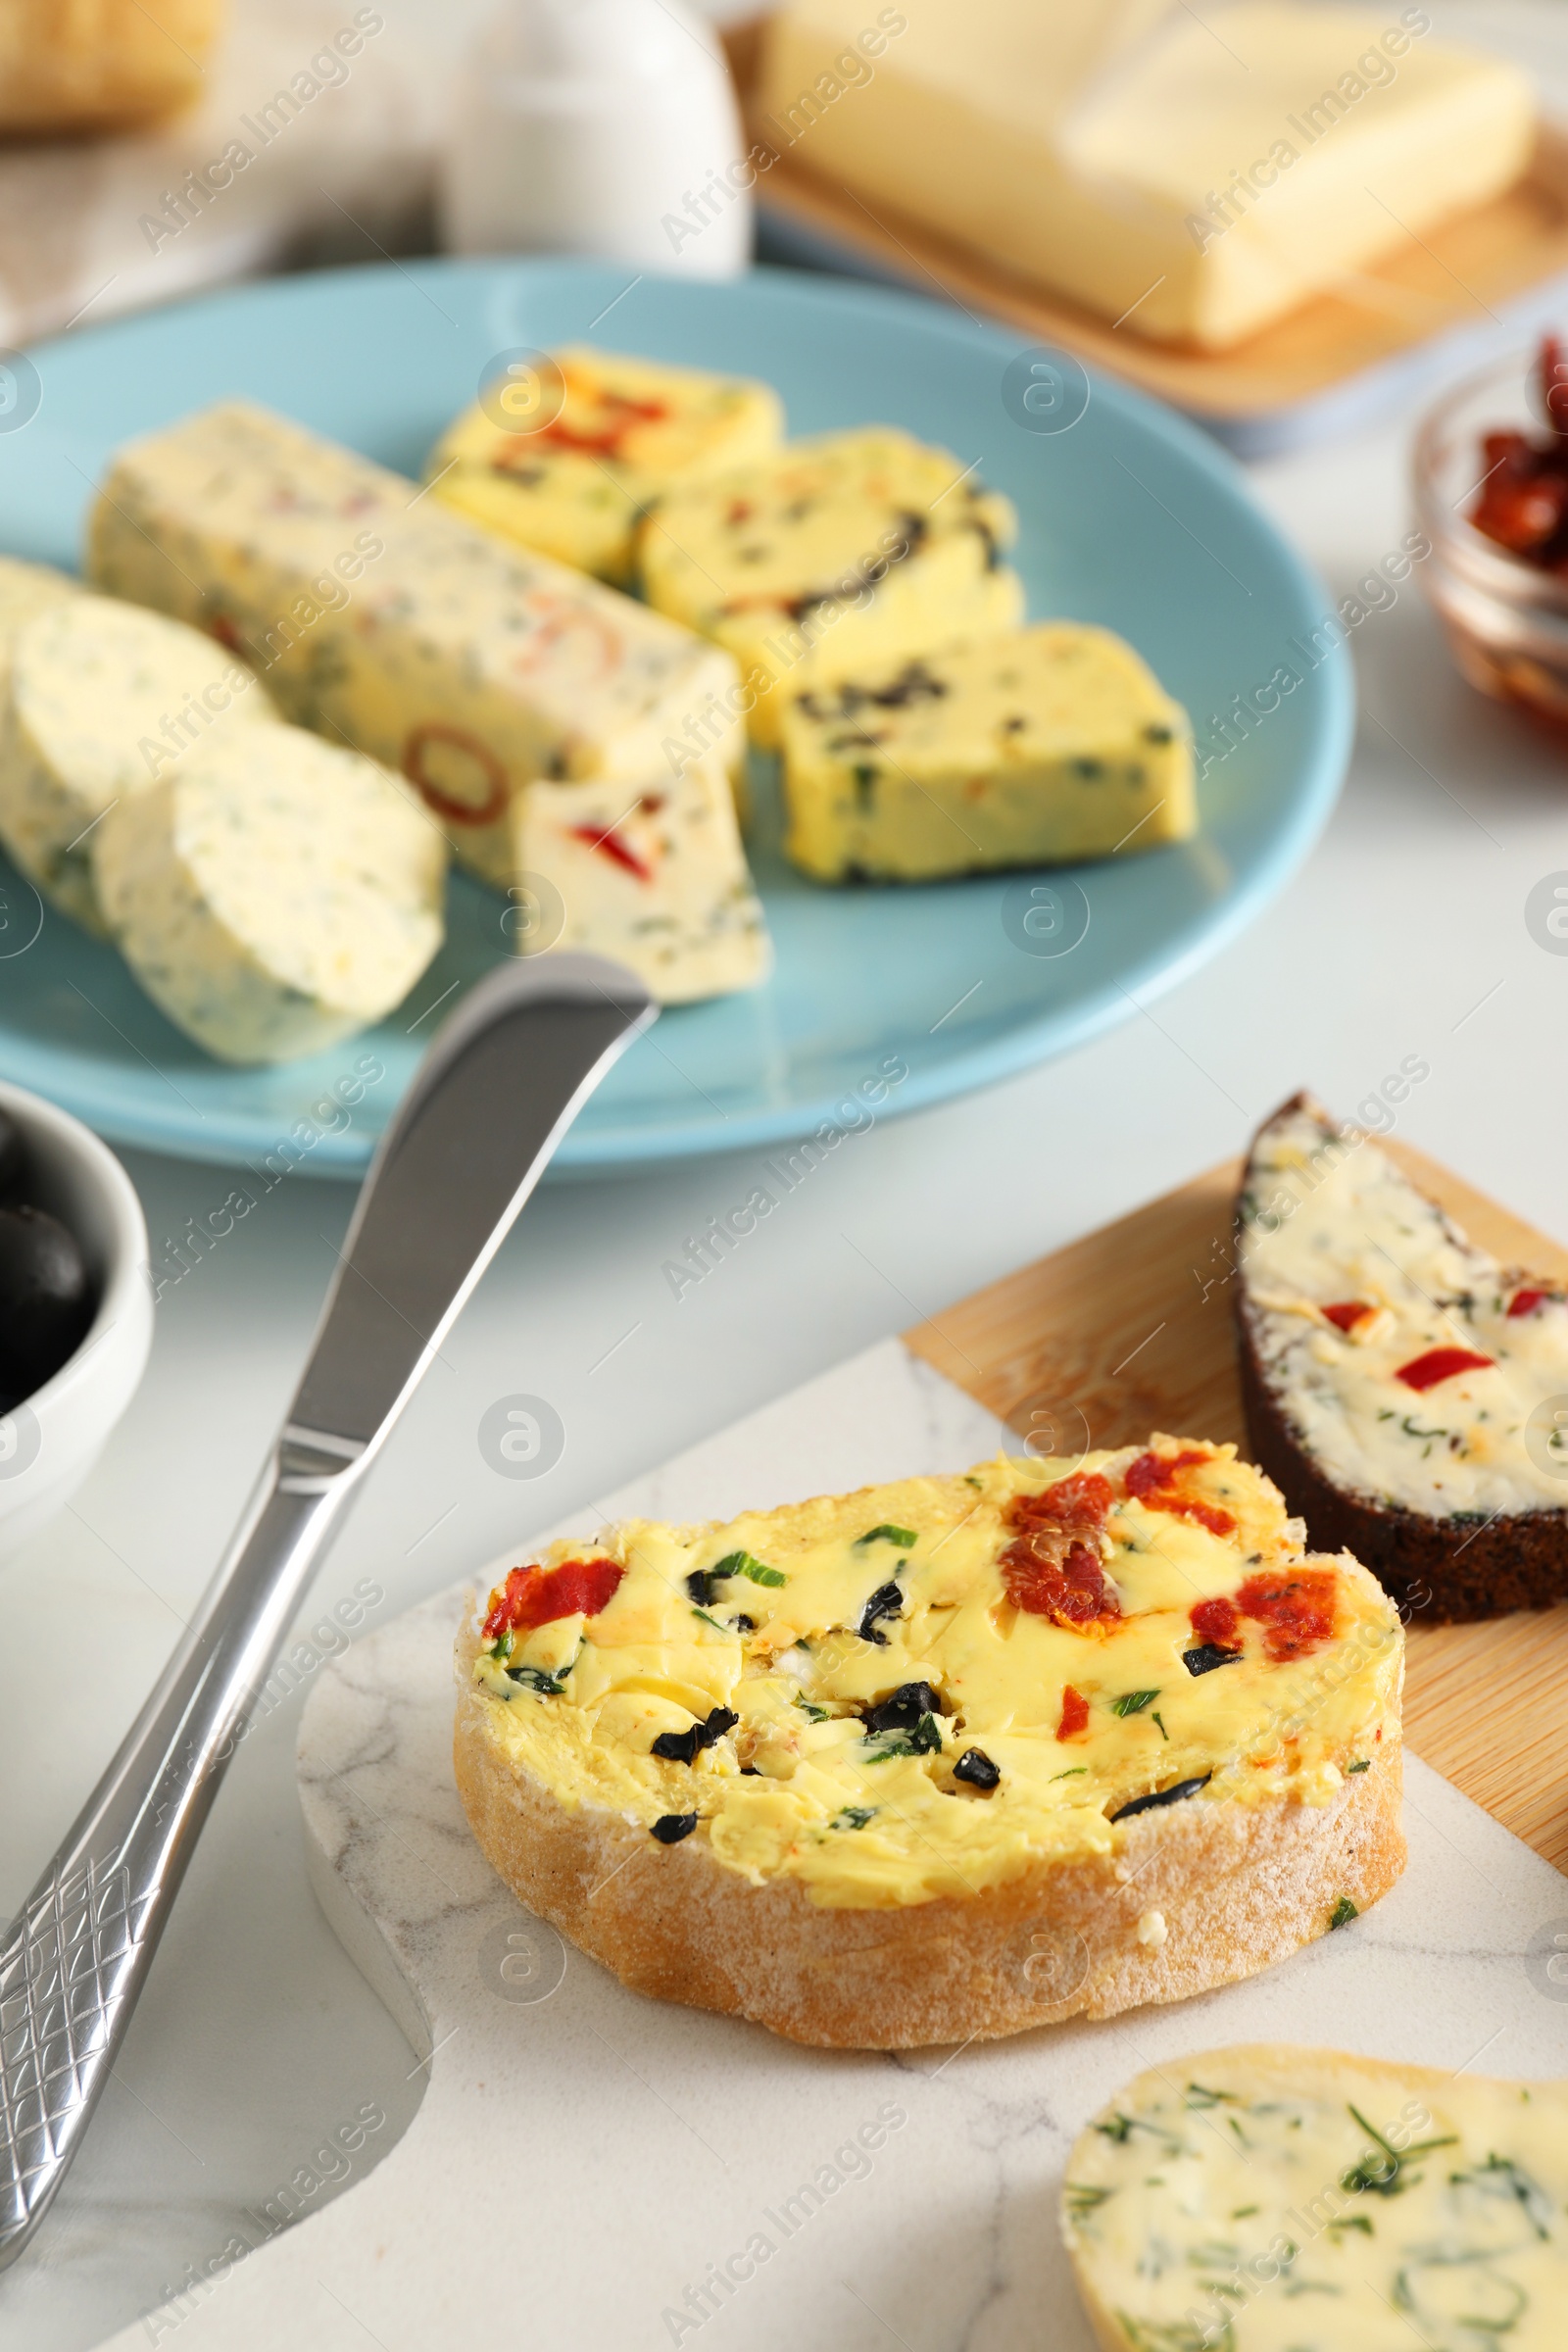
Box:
1237;1092;1568;1620
93;723;445;1065
429;346;784;585
86;400;746;893
638;427;1024;748
455;1439;1403;2046
778;622;1195;882
1063;2043;1568;2351
0;593;277;933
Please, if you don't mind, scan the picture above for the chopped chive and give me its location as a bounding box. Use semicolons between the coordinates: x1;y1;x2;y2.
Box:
856;1523;917;1549
1110;1689;1160;1717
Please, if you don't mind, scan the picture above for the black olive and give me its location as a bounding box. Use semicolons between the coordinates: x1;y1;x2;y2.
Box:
863;1681;944;1734
0;1204;92;1400
1108;1774;1211;1822
731;1613;756;1633
687;1568;722;1606
0;1107;24;1202
953;1748;1001;1789
1183;1643;1243;1677
857;1582;904;1644
651;1813;698;1843
650;1706;737;1765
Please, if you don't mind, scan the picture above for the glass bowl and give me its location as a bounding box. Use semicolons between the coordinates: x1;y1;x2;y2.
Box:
1414;348;1568;730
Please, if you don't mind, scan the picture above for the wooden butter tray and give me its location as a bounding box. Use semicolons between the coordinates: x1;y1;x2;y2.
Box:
906;1144;1568;1872
726;16;1568;455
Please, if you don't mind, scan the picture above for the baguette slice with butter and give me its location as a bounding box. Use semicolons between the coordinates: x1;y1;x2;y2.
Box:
1063;2044;1568;2350
455;1436;1403;2048
1236;1092;1568;1622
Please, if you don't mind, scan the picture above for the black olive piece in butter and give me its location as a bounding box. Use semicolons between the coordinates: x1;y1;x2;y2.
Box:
1183;1643;1243;1677
857;1582;904;1644
862;1681;943;1735
650;1706;738;1766
651;1814;698;1844
953;1748;1001;1790
1108;1774;1212;1823
0;1203;92;1403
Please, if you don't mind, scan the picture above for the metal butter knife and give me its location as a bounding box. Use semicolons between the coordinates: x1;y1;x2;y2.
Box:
0;952;655;2269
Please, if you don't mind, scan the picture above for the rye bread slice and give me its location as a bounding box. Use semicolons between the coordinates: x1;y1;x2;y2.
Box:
1234;1092;1568;1624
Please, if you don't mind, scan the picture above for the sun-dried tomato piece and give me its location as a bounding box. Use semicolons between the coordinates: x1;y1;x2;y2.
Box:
1236;1568;1339;1661
483;1556;623;1642
1507;1287;1552;1318
1321;1300;1372;1333
1057;1684;1090;1740
1395;1347;1493;1393
1189;1594;1241;1651
1124;1448;1236;1538
1000;1474;1119;1626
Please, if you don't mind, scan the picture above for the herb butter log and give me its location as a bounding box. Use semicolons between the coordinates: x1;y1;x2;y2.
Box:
93;725;446;1065
428;346;784;587
1237;1093;1568;1621
639;427;1024;750
1063;2044;1568;2352
454;1437;1404;2049
511;762;770;1002
779;623;1196;883
85;402;750;903
0;593;277;933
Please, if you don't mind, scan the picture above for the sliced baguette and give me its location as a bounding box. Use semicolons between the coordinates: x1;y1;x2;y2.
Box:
1236;1093;1568;1622
454;1438;1404;2049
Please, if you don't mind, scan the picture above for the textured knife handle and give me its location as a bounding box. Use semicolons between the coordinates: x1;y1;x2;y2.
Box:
0;1473;344;2265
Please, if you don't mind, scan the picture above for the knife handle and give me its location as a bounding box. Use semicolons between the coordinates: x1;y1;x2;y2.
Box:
0;954;654;2269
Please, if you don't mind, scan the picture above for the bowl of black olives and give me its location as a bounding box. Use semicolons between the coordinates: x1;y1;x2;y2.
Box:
0;1081;153;1560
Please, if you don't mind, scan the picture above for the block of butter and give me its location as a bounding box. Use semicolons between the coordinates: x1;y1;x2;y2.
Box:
428;346;784;586
760;1;1537;349
511;761;771;1004
87;402;745;892
1063;2043;1568;2350
778;623;1195;883
640;427;1023;748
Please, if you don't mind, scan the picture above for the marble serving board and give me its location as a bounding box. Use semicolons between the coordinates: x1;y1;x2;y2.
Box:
102;1338;1568;2352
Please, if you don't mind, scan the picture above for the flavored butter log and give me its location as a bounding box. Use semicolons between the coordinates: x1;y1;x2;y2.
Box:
86;401;747;891
455;1437;1404;2048
639;427;1024;749
778;622;1196;882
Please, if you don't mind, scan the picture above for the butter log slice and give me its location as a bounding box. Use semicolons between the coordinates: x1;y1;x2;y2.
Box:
510;762;771;1004
1063;2044;1568;2351
1237;1091;1568;1622
93;725;446;1066
760;0;1536;352
778;622;1196;883
639;427;1024;749
87;401;746;891
454;1436;1404;2049
428;345;785;586
0;593;277;934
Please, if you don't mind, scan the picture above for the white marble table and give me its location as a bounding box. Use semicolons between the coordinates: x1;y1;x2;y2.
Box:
10;126;1568;2352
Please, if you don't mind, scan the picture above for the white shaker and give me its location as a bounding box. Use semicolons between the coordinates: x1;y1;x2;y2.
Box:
440;0;753;278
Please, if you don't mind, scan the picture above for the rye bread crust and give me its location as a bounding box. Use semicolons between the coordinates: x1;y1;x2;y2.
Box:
454;1624;1405;2050
1235;1094;1568;1625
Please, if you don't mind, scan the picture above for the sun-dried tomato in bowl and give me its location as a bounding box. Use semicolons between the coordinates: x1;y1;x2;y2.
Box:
1470;337;1568;570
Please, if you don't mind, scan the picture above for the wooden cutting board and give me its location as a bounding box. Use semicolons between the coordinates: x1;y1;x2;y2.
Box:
906;1146;1568;1873
724;17;1568;447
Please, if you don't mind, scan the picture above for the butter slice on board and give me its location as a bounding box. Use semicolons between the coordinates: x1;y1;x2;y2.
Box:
639;427;1023;748
87;401;745;891
760;1;1536;349
510;761;771;1004
1063;2043;1568;2349
0;593;276;933
94;724;446;1066
429;346;784;586
778;622;1195;883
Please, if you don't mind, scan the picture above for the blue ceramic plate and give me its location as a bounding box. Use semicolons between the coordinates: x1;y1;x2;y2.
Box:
0;260;1350;1175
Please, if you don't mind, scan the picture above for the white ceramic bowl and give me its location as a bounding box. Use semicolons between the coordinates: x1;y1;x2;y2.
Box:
0;1080;153;1561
